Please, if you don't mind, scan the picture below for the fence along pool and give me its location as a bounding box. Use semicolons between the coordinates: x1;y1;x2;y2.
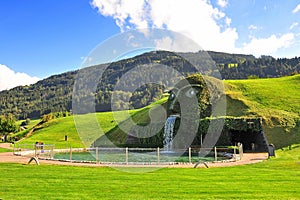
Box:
14;144;243;165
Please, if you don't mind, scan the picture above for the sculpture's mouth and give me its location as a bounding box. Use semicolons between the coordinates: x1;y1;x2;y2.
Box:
167;110;181;123
167;105;181;117
169;113;180;118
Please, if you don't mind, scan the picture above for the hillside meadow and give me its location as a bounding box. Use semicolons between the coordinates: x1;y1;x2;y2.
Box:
16;110;139;148
225;75;300;147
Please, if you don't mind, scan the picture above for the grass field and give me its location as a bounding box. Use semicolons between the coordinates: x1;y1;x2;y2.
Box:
225;75;300;147
225;75;300;114
0;147;12;153
0;145;299;199
16;116;83;148
8;119;41;140
15;98;166;148
15;110;139;148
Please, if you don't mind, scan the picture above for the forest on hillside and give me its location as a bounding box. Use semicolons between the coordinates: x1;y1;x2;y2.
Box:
0;50;299;119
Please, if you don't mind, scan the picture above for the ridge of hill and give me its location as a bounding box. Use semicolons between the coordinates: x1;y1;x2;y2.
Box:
0;50;299;119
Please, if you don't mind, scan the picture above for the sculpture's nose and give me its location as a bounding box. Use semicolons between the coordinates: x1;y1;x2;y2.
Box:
169;100;175;111
169;99;179;114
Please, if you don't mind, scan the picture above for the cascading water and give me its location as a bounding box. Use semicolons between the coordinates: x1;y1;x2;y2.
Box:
163;115;177;151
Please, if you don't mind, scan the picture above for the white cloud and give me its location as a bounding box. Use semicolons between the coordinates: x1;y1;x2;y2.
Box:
0;64;40;91
225;17;231;26
289;22;298;30
217;0;228;8
248;25;258;30
154;35;200;52
91;0;298;57
92;0;238;53
91;0;149;31
292;4;300;14
149;0;238;52
241;33;295;56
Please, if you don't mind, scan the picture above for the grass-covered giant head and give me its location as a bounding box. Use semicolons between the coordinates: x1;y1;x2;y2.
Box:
167;74;223;119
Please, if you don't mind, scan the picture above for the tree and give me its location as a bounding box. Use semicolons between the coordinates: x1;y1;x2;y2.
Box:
0;114;19;140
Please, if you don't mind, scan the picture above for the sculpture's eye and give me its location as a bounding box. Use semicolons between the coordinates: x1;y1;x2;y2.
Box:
185;88;197;98
169;92;176;100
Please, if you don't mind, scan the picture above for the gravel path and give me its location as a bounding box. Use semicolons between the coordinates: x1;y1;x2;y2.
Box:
0;143;14;149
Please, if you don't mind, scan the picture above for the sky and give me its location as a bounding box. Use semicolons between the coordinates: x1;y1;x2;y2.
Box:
0;0;300;90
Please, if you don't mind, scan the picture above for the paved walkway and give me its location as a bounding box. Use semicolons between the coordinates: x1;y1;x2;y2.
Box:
0;143;14;149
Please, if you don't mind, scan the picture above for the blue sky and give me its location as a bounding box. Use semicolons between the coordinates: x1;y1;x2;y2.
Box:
0;0;300;90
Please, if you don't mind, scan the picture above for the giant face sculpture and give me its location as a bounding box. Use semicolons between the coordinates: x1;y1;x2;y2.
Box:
162;74;211;150
164;74;225;149
166;74;212;119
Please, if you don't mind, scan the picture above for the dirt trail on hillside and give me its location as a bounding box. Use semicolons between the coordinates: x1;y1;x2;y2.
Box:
0;143;269;168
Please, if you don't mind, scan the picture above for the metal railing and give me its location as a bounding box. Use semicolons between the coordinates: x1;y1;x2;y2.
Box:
13;143;243;165
13;143;55;159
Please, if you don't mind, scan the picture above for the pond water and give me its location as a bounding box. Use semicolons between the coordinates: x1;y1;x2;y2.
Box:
53;150;229;164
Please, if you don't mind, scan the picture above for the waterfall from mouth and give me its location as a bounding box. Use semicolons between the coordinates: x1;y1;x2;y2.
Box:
163;115;177;151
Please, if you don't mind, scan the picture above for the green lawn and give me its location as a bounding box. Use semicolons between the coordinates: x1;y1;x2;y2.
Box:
225;75;300;148
15;99;165;149
0;145;299;199
15;109;142;148
0;147;12;153
16;116;83;148
225;75;300;115
9;119;41;140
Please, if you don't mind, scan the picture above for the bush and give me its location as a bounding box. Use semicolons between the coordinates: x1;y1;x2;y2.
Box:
0;114;19;136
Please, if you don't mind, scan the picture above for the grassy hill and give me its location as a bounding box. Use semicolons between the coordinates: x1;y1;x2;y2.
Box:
15;75;300;149
15;111;129;148
15;106;156;148
225;75;300;148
